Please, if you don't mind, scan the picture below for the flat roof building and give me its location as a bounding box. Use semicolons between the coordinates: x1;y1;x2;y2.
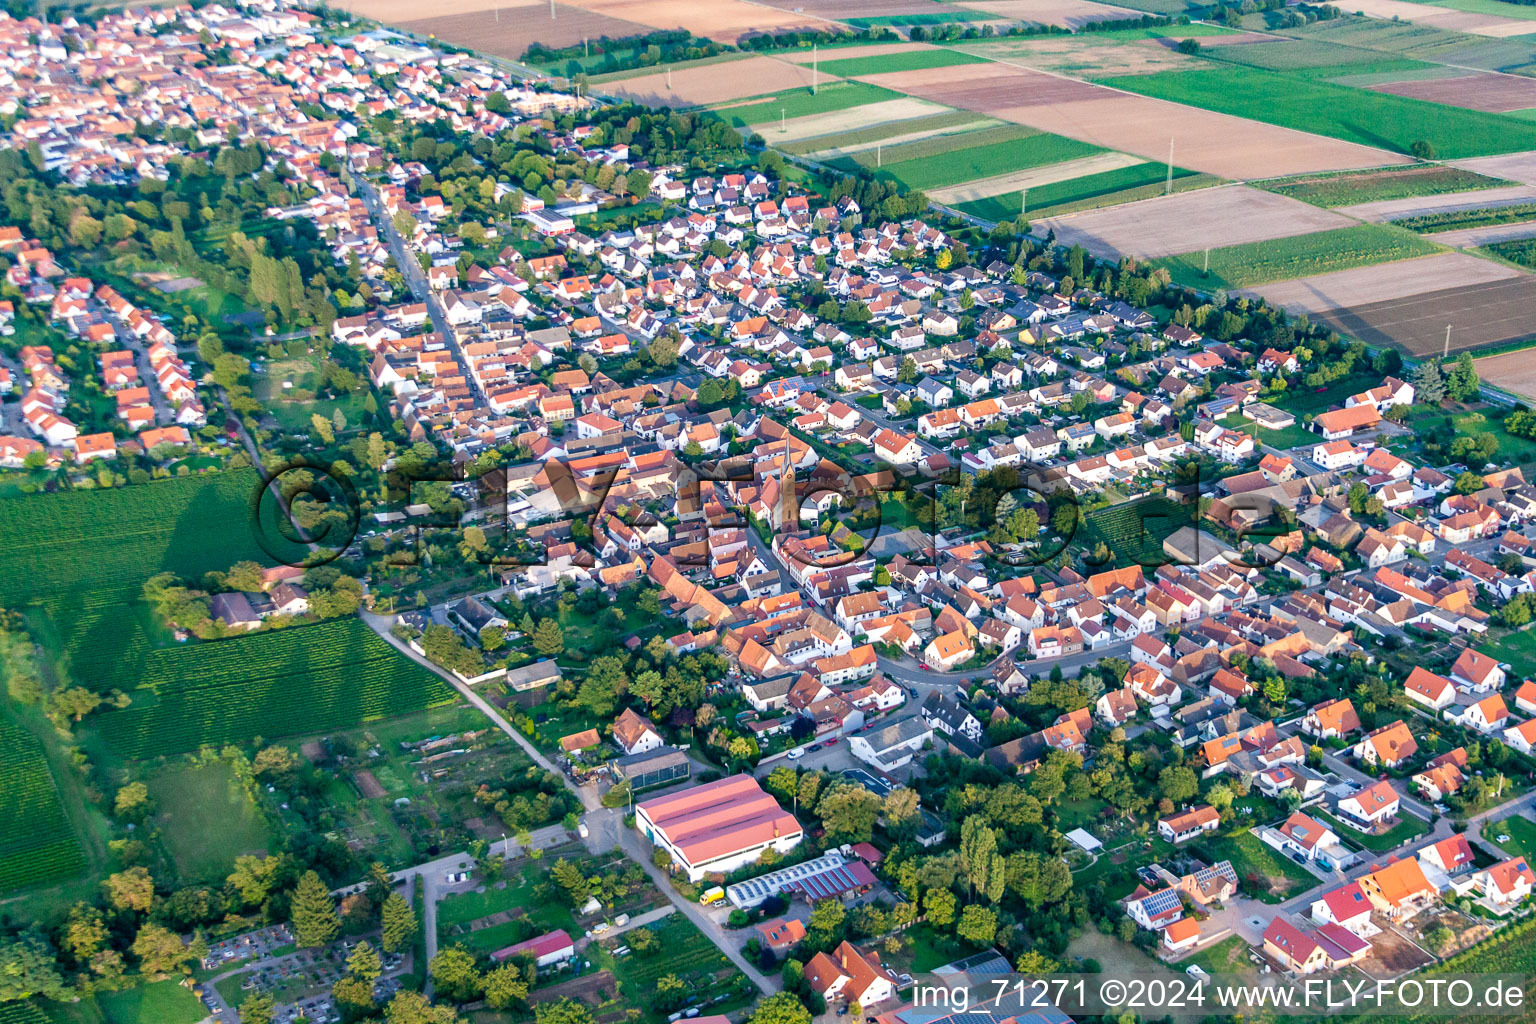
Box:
635;773;803;882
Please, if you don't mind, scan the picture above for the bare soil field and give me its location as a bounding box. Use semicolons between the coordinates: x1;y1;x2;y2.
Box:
1337;184;1536;222
336;0;538;23
1454;151;1536;186
858;63;1406;178
397;6;653;58
954;0;1146;26
1251;257;1536;356
1245;251;1519;308
931;151;1146;203
560;0;837;42
353;770;386;799
1358;926;1437;979
605;55;837;107
1156;30;1273;46
753;95;949;140
1334;0;1536;35
1028;184;1357;258
1477;342;1536;397
1432;219;1536;247
1371;72;1536;111
958;35;1200;75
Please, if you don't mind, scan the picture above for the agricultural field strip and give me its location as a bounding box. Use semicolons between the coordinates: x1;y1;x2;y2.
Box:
0;720;86;891
1432;219;1536;246
796;114;996;158
754;97;963;144
1336;184;1536;221
1155;223;1447;289
929;151;1147;203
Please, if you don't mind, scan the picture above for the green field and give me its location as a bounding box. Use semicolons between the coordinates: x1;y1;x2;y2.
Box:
838;128;1102;190
0;719;86;892
954;163;1202;222
1263;165;1512;208
1478;627;1536;679
723;82;904;127
816;48;988;76
88;619;455;761
1393;202;1536;232
1103;63;1536;158
1196;36;1433;77
1274;15;1536;75
95;982;205;1024
0;470;303;608
1485;235;1536;270
1080;496;1195;568
147;760;272;880
1155;224;1444;289
1423;0;1536;19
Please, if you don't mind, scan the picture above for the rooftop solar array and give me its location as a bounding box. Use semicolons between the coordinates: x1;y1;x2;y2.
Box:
726;851;877;907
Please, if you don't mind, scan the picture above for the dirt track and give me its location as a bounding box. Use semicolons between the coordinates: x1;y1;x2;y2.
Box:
1336;185;1536;222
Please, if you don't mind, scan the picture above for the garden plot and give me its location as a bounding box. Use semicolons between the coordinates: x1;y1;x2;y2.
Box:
606;55;837;107
1028;184;1356;259
755;96;951;142
860;62;1405;177
1429;219;1536;247
930;151;1147;204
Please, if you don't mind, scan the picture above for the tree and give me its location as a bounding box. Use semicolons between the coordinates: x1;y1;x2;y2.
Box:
816;782;882;844
104;866;155;912
956;905;998;945
959;817;1005;903
348;941;382;983
252;745;298;778
748;992;813;1024
532;619;565;656
576;655;627;716
229;854;284;909
924;888;957;928
1411;139;1436;160
484;962;531;1010
535;998;596;1024
382;893;417;953
291;870;341;947
132;923;191;975
240;994;276;1024
1447;351;1480;402
1177;36;1201;54
114;781;151;820
384;991;463;1024
1409;359;1446;405
1157;765;1199;804
550;858;592;906
431;946;484;1004
333;975;377;1022
0;933;68;1002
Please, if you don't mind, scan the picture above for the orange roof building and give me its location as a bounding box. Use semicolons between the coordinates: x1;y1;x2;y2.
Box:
635;774;802;882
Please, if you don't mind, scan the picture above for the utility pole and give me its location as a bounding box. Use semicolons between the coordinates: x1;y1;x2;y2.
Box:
1166;137;1174;195
1444;324;1452;358
549;0;555;19
1202;248;1210;276
584;36;589;58
781;106;786;133
876;144;881;168
667;65;673;90
812;44;818;95
1020;187;1027;218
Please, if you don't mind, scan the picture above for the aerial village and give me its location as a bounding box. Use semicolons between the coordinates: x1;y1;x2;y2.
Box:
5;3;1536;1024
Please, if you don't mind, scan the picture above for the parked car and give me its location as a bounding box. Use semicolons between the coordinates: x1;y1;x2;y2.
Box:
787;746;804;760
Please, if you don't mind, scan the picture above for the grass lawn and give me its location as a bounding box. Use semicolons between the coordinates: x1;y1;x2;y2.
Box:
1432;0;1536;18
95;982;205;1024
1412;408;1536;465
1261;165;1512;208
1272;370;1383;417
1222;413;1318;450
1194;831;1315;902
1155;224;1445;290
721;82;904;127
1486;815;1536;859
1314;809;1429;853
954;164;1204;222
816;49;988;76
1186;934;1256;975
437;861;577;952
598;915;751;1022
1478;627;1536;679
147;760;273;881
1102;63;1536;158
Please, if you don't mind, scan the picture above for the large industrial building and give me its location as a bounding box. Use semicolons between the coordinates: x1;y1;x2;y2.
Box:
634;773;804;882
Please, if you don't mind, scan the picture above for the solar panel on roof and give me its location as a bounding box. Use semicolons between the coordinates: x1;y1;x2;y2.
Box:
1138;888;1181;915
